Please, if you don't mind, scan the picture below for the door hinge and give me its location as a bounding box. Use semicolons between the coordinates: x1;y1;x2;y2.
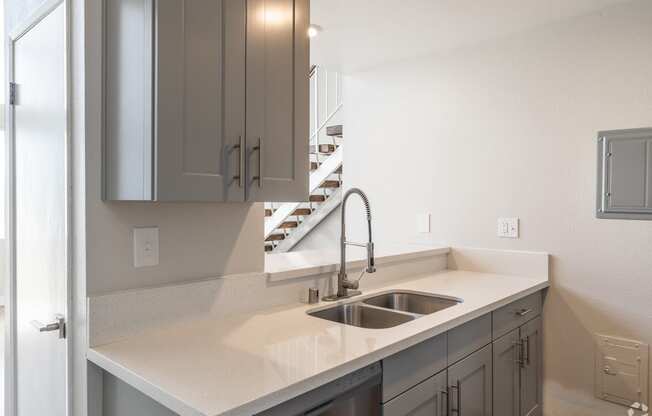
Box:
9;82;17;106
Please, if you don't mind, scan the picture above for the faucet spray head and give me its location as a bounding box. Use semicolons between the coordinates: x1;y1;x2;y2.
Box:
366;242;376;273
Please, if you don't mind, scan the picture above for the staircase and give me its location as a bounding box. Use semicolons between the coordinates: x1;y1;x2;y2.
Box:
265;66;343;253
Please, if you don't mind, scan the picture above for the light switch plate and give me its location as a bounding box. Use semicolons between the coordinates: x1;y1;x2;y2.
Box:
133;227;159;267
417;213;431;233
497;217;519;238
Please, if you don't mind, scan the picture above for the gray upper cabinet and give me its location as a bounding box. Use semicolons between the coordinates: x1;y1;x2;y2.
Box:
246;0;310;202
448;344;493;416
103;0;309;202
597;128;652;219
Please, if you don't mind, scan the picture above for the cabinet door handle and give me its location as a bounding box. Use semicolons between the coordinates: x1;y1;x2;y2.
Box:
233;136;244;188
441;389;449;416
513;340;525;368
516;308;532;317
525;336;531;366
252;137;263;188
450;381;461;414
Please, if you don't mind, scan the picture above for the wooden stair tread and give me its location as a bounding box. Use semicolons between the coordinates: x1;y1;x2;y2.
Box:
279;221;299;229
265;234;286;242
310;144;338;154
326;125;343;138
265;245;274;252
309;194;327;202
265;209;273;217
310;161;321;170
320;180;340;188
292;208;313;216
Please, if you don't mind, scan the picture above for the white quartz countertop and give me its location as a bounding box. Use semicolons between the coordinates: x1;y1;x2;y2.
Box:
87;268;549;416
264;244;449;280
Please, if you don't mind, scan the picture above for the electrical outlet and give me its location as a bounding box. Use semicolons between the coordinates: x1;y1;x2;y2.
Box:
417;213;431;233
497;217;519;238
133;227;159;267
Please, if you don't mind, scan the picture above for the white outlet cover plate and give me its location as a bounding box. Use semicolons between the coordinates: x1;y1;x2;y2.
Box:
133;227;159;267
497;217;519;238
417;213;431;233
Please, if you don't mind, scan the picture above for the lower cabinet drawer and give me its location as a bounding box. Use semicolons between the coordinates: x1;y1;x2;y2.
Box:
383;371;447;416
492;291;541;339
382;334;446;402
447;314;492;365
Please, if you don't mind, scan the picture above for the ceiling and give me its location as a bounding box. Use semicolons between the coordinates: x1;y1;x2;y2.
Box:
310;0;637;72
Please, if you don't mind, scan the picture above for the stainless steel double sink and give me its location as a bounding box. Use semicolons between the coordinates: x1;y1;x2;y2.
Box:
308;291;463;329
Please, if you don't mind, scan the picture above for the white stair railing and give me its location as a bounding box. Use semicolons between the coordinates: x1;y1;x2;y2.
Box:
265;66;344;251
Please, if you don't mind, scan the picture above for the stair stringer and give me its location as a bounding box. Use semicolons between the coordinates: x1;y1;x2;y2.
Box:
274;188;342;253
264;146;343;239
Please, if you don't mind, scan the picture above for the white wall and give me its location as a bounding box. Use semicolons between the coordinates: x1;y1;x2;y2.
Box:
343;1;652;414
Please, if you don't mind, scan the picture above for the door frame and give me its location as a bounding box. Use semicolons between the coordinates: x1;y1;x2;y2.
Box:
5;0;72;415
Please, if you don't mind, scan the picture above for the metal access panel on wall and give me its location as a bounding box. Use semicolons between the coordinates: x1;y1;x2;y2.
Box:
595;334;649;407
597;128;652;220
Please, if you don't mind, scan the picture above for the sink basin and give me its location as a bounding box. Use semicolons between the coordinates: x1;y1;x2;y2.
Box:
363;291;461;315
308;303;415;329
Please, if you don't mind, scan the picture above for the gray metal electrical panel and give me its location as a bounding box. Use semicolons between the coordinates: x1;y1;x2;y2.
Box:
597;128;652;220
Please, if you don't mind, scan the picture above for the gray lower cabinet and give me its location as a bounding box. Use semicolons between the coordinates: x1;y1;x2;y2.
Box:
447;344;493;416
103;0;309;202
493;329;520;416
493;317;542;416
382;334;447;402
520;317;542;416
383;371;447;416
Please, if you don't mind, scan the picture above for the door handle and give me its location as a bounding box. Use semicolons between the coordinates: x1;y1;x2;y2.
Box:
31;314;66;339
513;340;525;368
450;381;461;414
516;308;532;317
441;388;449;416
232;136;244;188
252;137;263;188
525;336;531;366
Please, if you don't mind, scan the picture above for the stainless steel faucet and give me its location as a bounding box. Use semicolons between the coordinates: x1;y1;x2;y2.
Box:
323;188;376;301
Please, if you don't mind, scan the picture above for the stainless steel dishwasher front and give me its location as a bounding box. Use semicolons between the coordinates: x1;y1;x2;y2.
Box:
255;362;382;416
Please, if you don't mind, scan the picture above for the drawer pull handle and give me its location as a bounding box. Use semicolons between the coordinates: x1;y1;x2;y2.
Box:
516;308;532;317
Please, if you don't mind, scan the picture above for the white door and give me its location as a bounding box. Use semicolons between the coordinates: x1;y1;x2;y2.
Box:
8;2;68;416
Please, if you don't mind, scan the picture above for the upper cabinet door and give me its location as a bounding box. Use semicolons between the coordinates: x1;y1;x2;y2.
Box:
246;0;310;202
156;0;246;202
103;0;155;201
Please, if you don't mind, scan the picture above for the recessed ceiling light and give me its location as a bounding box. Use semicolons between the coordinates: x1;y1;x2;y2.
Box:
308;24;323;38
